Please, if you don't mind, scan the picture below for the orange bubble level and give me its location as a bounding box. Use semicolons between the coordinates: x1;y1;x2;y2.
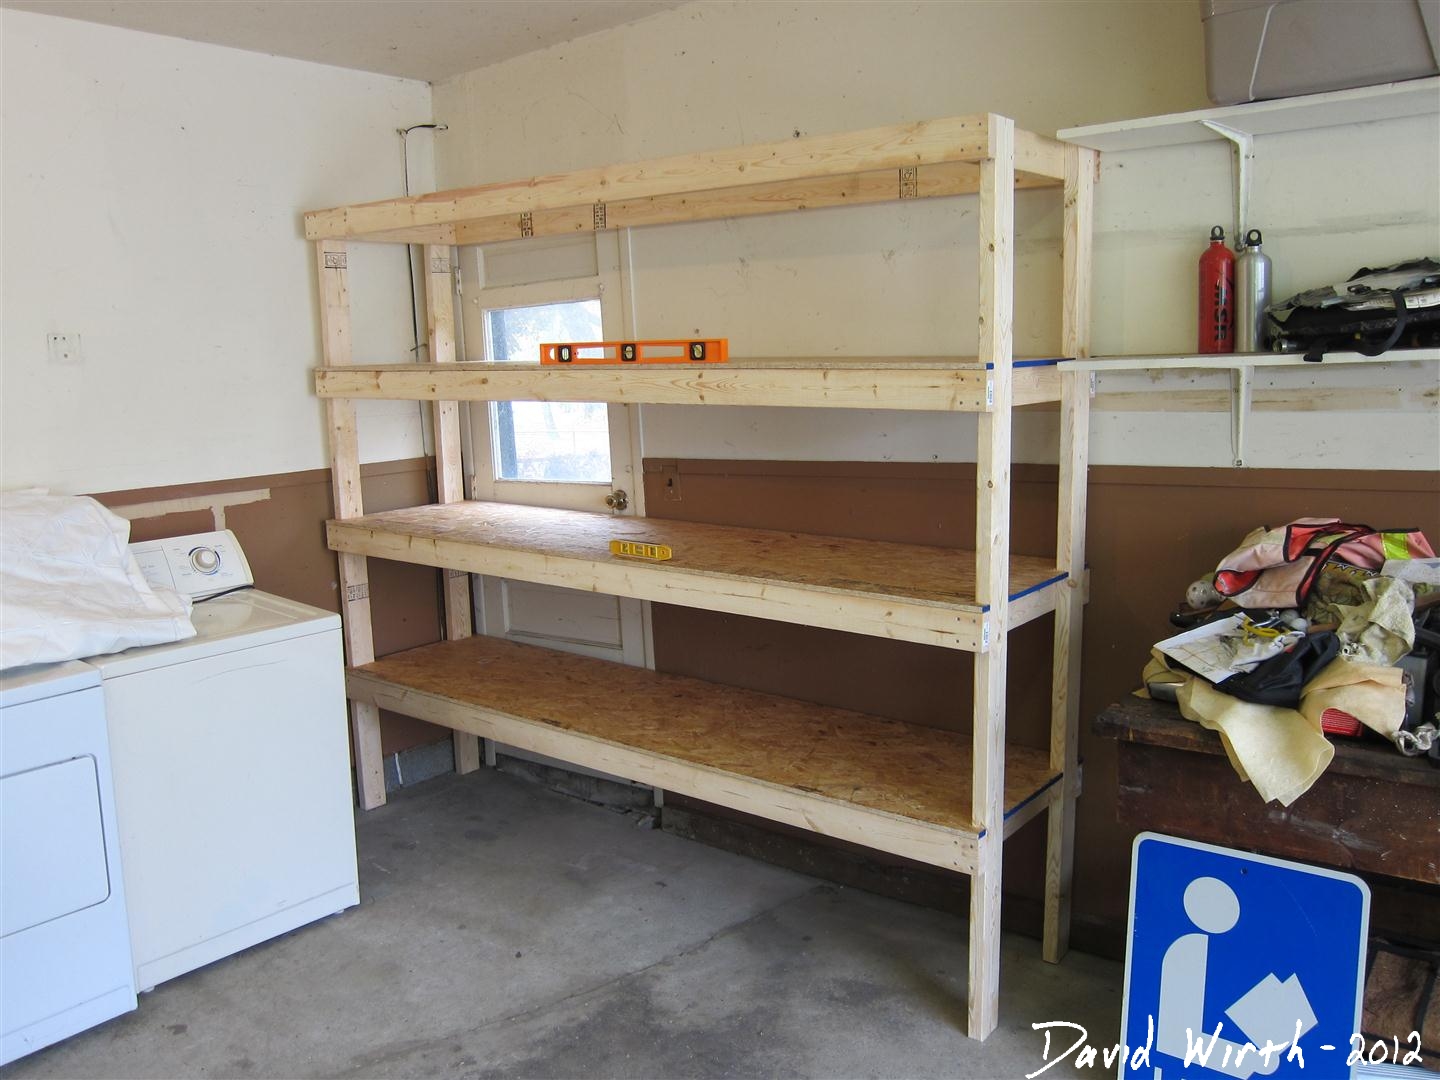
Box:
540;338;728;365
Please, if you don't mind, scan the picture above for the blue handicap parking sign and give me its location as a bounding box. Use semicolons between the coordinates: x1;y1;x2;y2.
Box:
1121;833;1369;1080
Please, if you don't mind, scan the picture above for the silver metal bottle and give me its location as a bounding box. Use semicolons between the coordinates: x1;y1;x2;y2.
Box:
1234;228;1272;352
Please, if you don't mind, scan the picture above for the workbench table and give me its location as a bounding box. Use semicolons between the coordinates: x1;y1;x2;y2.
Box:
1094;696;1439;885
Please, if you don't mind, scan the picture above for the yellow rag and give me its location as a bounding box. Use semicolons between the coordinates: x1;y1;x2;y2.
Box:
1299;657;1408;740
1144;649;1335;806
1174;676;1334;807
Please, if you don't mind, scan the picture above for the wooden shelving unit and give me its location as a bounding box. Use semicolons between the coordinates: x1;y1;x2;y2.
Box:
304;112;1097;1040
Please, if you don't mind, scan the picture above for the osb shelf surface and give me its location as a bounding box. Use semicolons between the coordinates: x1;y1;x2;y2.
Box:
313;357;1064;411
329;498;1071;616
355;634;1062;837
303;114;1068;243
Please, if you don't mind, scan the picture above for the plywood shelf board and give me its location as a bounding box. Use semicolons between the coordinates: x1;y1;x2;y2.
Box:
314;357;1066;411
350;635;1063;853
326;501;1068;650
305;114;1070;242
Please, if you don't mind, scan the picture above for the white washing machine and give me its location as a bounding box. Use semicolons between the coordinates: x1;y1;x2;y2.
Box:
1;660;137;1065
88;533;359;992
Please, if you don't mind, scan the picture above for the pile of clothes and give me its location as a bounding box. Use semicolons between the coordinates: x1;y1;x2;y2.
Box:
1141;518;1439;805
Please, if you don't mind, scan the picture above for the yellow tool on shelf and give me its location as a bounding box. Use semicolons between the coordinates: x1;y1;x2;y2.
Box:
609;540;673;562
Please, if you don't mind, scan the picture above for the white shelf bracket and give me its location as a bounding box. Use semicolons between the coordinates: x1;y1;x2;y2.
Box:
1201;121;1254;246
1230;364;1253;467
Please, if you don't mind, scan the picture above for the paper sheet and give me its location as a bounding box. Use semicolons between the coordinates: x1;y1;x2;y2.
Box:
1156;615;1301;684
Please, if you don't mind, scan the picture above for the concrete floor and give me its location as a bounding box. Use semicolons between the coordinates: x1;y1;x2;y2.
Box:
7;768;1123;1079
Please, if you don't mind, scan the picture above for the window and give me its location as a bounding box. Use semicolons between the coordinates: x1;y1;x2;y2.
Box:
484;300;610;483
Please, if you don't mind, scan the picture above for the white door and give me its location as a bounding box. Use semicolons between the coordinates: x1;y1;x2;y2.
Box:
456;232;650;670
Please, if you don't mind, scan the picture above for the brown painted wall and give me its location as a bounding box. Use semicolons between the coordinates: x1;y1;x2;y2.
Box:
643;458;1440;950
91;458;449;757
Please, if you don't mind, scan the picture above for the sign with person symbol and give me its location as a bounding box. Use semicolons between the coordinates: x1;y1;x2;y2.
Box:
1121;833;1370;1080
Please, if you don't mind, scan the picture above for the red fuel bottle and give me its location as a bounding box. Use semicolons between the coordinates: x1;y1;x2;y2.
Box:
1198;225;1235;354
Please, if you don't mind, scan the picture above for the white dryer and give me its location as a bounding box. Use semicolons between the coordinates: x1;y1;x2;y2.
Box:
87;577;359;992
1;660;136;1065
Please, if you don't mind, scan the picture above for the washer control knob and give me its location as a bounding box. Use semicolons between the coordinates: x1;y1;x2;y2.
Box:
190;546;221;575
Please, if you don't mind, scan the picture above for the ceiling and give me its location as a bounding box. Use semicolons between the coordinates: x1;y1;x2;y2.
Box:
0;0;689;82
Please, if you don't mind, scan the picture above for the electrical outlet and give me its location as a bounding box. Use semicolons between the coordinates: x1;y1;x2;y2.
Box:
660;466;683;502
47;333;83;365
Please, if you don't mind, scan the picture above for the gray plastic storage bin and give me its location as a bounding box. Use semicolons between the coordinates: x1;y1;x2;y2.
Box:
1203;0;1440;105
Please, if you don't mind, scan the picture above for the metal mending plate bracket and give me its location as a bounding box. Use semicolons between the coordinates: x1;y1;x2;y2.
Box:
899;166;919;199
519;211;534;238
593;202;607;230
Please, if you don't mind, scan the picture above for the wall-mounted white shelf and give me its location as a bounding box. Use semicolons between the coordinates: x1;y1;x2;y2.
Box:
1063;347;1439;467
1064;347;1440;372
1058;77;1440;152
1059;78;1440;247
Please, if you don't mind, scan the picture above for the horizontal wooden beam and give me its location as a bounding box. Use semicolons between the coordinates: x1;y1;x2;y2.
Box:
360;223;458;246
1013;365;1063;406
325;501;1069;651
448;161;1057;245
314;359;1062;411
1002;780;1059;841
1093;385;1436;413
1013;129;1070;180
305;115;996;240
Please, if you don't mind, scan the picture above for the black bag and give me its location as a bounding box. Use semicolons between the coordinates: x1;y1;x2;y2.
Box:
1268;257;1440;362
1216;631;1341;709
1400;605;1440;762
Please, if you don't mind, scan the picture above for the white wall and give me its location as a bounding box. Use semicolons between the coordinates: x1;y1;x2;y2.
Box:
433;0;1207;183
433;0;1438;470
1;9;433;494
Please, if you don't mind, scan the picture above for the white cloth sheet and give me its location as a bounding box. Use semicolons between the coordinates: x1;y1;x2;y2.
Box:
0;491;195;670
